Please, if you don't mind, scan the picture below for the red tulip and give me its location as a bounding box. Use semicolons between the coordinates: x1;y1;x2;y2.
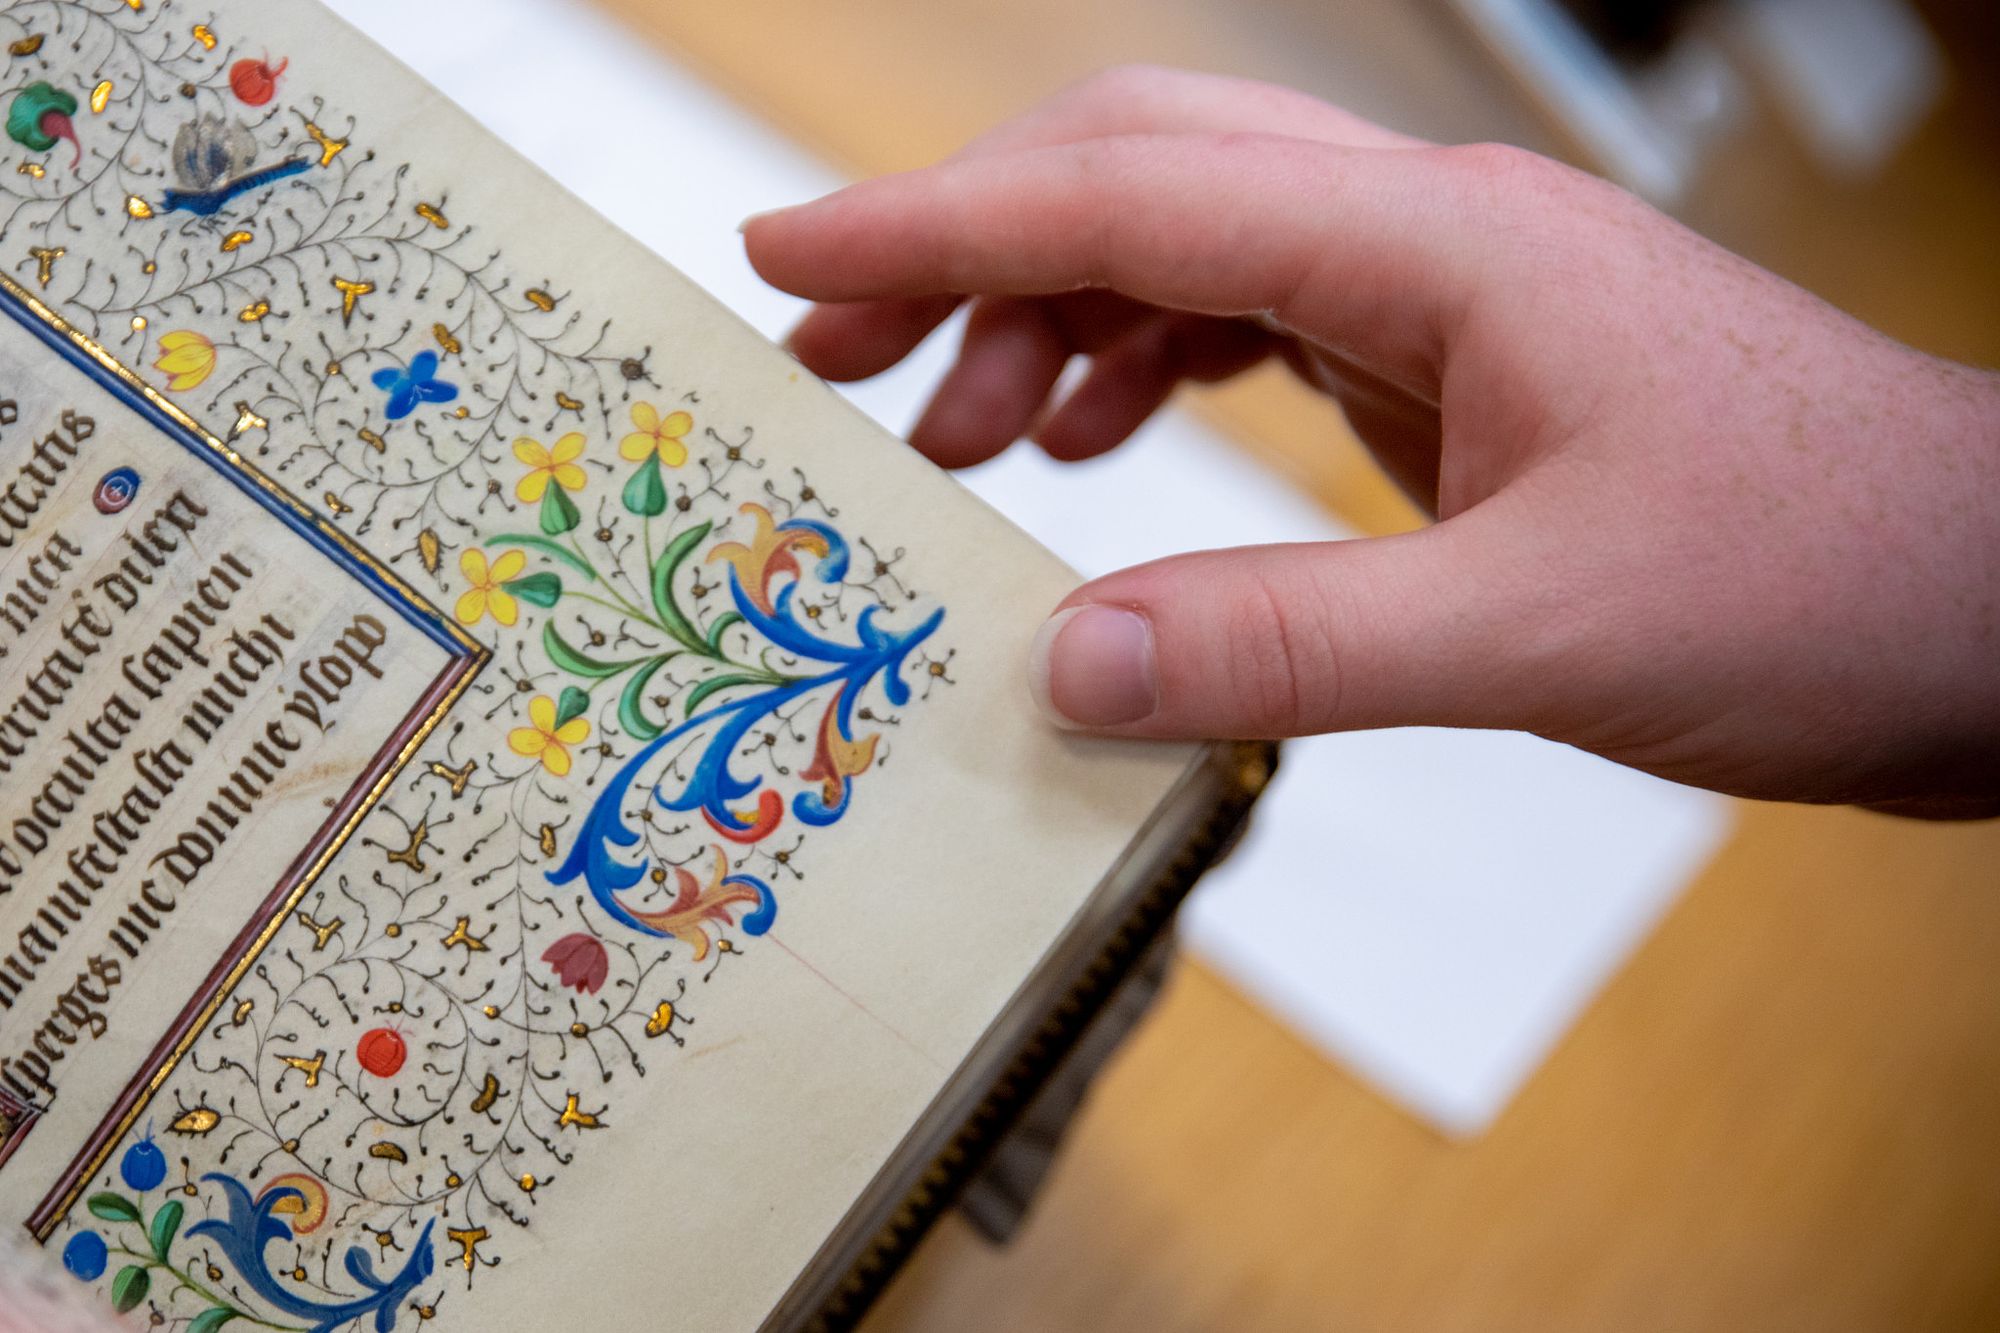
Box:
542;932;609;994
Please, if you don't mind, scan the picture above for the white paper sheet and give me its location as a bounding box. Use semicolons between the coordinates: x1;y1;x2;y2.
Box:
331;0;1733;1136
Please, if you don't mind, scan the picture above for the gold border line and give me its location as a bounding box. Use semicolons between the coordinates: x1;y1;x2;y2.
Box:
0;273;491;1238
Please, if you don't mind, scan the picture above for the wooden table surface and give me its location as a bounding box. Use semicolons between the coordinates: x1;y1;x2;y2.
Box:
587;3;2000;1327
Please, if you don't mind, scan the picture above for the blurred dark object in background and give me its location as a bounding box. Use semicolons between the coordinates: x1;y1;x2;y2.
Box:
1552;0;1713;62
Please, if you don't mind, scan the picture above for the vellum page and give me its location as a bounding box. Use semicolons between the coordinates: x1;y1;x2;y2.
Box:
0;2;1195;1329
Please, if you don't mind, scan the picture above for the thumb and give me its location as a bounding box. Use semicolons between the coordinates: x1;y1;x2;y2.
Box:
1028;520;1566;739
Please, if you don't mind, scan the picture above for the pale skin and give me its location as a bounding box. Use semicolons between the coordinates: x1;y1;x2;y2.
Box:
742;66;2000;819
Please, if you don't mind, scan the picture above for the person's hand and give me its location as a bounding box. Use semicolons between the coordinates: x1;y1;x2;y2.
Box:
742;66;2000;817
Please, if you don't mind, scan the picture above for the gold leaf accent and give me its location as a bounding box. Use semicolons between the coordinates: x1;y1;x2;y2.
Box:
28;245;62;287
190;23;216;48
431;322;459;355
230;998;254;1026
125;194;153;219
469;1073;501;1114
169;1107;220;1136
556;1092;605;1131
414;201;448;229
219;229;252;252
417;528;441;573
8;34;44;55
303;120;347;167
523;288;555;312
554;390;583;413
644;1001;678;1039
90;80;111;113
14;162;42;179
230;402;267;438
324;491;351;515
383;817;432;871
238;299;269;321
367;1142;408;1163
331;275;372;324
441;916;489;953
276;1050;326;1088
297;911;342;951
358;427;384;452
446;1228;488;1272
537;824;557;857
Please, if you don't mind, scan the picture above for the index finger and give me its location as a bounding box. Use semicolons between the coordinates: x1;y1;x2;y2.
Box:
747;133;1490;392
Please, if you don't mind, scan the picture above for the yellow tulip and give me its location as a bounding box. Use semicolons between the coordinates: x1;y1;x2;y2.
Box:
154;330;216;392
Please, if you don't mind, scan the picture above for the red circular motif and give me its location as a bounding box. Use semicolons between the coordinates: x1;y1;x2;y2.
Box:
229;56;287;107
355;1027;406;1078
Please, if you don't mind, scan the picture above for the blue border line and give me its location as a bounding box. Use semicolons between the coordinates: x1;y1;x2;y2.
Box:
0;288;472;658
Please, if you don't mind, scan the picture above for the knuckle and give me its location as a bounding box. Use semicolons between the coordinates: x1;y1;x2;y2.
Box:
1221;566;1341;733
1433;140;1567;204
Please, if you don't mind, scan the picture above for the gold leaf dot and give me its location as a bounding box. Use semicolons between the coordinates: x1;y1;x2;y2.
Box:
90;80;111;114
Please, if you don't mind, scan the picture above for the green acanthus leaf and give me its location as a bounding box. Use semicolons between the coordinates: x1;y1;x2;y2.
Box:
622;454;667;516
148;1199;184;1262
503;570;562;608
616;656;673;741
538;482;581;535
110;1264;150;1314
554;685;591;729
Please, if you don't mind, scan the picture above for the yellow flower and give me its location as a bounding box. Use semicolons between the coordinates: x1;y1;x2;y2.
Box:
509;695;589;777
513;432;587;503
619;401;692;467
154;330;216;392
455;548;526;627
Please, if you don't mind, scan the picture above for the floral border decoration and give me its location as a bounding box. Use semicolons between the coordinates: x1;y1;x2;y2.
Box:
1;4;955;1329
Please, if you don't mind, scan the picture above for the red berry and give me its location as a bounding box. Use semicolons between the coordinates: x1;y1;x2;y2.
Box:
356;1026;406;1078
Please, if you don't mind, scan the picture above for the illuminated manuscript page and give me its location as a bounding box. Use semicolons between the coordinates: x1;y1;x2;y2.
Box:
0;1;1194;1327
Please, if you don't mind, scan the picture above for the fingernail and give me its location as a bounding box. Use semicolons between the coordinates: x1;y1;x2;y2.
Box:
736;206;792;234
1029;605;1157;729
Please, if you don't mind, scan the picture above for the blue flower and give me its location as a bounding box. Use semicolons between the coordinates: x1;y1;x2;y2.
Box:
62;1230;107;1281
370;350;458;421
120;1129;166;1191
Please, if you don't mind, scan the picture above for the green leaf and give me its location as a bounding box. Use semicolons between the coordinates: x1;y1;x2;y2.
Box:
489;532;596;579
553;685;591;729
538;482;581;536
684;672;762;718
616;657;673;741
188;1309;239;1333
148;1199;183;1262
649;521;711;649
110;1264;149;1314
86;1192;141;1225
503;570;563;609
622;455;666;516
703;611;743;655
542;622;640;680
